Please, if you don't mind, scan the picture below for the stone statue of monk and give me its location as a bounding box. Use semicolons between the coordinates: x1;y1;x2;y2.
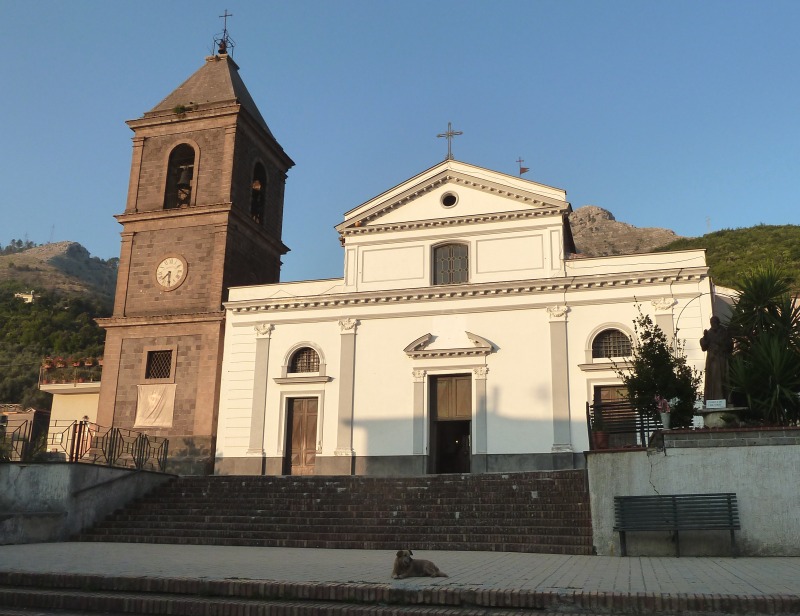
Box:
699;316;734;403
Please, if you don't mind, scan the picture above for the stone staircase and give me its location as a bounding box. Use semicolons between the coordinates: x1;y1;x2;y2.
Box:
76;471;593;555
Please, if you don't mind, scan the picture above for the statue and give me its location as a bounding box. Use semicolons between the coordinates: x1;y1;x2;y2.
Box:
699;316;734;403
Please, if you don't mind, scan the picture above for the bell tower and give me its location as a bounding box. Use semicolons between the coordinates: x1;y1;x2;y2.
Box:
97;44;293;474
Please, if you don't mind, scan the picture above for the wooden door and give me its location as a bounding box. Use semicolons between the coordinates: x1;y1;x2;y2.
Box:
430;375;471;473
432;375;471;420
285;398;318;475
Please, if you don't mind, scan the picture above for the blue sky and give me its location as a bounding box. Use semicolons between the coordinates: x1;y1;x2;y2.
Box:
2;1;798;282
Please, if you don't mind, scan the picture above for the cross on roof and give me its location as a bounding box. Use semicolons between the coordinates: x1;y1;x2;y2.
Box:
216;9;235;55
437;122;463;161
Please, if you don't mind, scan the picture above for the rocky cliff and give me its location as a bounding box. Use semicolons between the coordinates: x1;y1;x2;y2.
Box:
569;205;682;257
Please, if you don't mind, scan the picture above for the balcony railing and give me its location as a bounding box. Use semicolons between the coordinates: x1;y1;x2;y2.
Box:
39;364;102;385
1;419;168;472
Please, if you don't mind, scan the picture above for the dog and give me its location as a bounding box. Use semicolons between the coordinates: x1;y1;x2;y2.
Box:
391;550;448;579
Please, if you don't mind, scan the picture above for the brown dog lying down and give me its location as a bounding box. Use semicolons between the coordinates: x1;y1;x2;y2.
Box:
391;550;448;579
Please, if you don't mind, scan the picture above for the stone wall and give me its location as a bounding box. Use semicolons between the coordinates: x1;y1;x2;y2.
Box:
0;464;173;545
587;428;800;556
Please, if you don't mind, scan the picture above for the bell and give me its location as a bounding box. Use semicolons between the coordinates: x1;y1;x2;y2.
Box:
177;166;192;189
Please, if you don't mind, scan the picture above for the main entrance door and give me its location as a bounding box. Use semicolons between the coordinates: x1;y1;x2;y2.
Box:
284;397;318;475
429;374;471;474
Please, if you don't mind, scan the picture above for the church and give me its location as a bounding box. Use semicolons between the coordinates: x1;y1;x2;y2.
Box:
97;46;716;476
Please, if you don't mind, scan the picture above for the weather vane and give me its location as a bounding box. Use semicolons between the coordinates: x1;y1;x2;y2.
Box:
516;157;529;176
437;122;463;161
214;9;236;56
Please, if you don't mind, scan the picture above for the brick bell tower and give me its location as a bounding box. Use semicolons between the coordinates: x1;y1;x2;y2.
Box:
96;41;293;474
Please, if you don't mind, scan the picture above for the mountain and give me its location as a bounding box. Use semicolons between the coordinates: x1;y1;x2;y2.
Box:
569;205;682;256
0;242;117;306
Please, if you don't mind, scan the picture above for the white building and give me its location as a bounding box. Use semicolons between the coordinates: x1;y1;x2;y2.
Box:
214;159;714;476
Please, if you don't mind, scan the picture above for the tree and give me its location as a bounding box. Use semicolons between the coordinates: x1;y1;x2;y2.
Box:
727;263;800;425
615;306;701;428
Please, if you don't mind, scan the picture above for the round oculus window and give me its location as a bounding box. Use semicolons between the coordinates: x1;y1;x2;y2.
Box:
440;192;458;208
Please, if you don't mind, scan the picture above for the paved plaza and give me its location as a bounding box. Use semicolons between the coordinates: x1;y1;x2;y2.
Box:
1;542;798;600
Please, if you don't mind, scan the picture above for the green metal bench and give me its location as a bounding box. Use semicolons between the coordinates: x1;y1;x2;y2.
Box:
614;493;740;557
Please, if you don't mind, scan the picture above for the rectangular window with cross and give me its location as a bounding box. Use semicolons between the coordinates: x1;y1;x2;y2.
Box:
141;345;177;383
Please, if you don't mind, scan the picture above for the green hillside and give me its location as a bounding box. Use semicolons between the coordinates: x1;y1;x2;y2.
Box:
0;281;108;411
658;225;800;292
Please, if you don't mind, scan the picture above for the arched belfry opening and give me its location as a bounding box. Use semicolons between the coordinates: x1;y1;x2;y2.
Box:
164;144;195;209
250;163;267;225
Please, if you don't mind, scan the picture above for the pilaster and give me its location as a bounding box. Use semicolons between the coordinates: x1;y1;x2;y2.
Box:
547;305;573;452
247;323;274;460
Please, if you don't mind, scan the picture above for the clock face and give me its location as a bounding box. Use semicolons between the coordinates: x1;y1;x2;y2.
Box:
155;256;187;290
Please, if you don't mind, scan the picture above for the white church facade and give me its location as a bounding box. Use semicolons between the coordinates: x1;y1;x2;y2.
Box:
214;159;715;476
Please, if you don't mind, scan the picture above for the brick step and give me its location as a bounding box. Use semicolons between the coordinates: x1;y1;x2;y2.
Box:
96;517;592;532
102;515;591;528
126;497;588;509
74;535;593;553
82;527;593;543
123;497;589;515
81;525;593;541
0;574;612;615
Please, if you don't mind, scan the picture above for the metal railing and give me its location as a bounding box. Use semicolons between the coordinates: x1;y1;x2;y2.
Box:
585;399;664;450
4;419;170;472
0;418;34;461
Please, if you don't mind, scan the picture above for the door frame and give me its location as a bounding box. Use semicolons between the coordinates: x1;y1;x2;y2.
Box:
428;372;473;474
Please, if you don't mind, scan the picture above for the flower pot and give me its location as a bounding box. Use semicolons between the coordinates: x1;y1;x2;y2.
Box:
660;412;671;429
593;431;610;450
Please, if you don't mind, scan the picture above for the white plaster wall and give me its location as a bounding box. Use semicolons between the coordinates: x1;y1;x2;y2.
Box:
587;446;800;556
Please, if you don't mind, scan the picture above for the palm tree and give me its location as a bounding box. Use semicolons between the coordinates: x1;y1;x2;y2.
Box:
728;263;800;425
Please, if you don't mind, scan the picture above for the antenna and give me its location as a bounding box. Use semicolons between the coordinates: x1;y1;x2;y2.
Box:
213;9;236;56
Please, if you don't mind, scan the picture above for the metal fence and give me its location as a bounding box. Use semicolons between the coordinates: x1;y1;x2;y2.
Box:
2;418;169;472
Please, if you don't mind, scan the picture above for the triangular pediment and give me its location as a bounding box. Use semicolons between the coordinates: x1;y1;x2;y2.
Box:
336;160;570;233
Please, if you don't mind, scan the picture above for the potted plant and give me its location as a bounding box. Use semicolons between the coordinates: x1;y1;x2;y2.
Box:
656;396;672;429
591;409;609;449
54;357;65;368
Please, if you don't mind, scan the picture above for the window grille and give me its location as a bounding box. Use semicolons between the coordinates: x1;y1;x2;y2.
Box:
433;243;469;285
592;329;632;358
289;347;320;373
146;350;173;379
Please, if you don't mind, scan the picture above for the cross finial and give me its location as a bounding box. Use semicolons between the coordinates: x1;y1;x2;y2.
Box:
437;122;463;161
215;9;235;55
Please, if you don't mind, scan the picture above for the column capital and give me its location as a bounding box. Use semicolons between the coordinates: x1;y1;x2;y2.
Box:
473;366;489;379
254;323;274;338
412;369;427;382
338;318;359;332
651;297;676;312
547;305;570;321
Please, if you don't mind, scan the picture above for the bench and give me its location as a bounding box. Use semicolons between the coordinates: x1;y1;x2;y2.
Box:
614;493;740;557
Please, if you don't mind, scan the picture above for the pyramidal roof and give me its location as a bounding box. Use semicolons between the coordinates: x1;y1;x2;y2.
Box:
147;54;274;138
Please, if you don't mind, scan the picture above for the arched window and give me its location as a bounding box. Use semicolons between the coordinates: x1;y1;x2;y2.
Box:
164;144;195;209
289;347;320;373
591;329;632;359
433;243;469;285
250;163;266;225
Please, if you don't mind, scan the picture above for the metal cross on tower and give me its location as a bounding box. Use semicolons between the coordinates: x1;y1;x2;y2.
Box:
215;9;235;55
437;122;463;161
